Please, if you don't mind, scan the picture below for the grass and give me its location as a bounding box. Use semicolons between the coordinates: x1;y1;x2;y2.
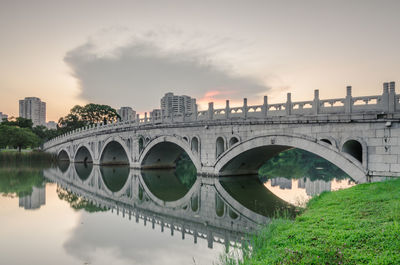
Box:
220;178;400;265
0;150;56;167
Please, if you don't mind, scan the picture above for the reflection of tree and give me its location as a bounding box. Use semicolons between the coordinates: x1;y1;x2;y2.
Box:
56;187;108;213
175;153;197;188
0;167;44;197
258;149;349;182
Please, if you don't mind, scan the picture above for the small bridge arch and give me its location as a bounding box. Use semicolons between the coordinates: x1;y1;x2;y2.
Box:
139;135;201;171
214;133;367;183
74;143;94;163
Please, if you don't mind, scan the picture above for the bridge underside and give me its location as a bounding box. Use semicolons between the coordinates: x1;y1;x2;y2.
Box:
100;141;129;165
75;146;93;163
219;145;292;176
141;142;187;169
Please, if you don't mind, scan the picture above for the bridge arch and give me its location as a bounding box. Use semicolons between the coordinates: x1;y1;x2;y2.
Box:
341;137;367;168
99;137;131;165
190;136;200;154
229;136;240;148
57;149;70;161
214;134;367;183
74;144;94;163
139;135;201;171
216;136;227;158
318;136;338;149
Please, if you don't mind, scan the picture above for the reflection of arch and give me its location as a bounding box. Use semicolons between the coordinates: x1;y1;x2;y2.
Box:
58;149;70;161
139;135;201;171
214;134;367;183
74;163;93;181
191;136;199;153
99;137;130;165
342;139;363;164
229;136;239;148
137;170;200;208
99;166;130;193
74;145;94;163
216;137;225;158
214;178;269;224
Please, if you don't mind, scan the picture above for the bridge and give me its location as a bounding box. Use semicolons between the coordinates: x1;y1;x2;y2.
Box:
43;82;400;182
43;164;278;249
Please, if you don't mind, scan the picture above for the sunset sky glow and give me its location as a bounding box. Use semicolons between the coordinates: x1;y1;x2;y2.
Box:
0;0;399;121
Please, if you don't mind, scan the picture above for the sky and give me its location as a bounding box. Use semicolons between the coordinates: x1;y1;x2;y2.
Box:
0;0;399;122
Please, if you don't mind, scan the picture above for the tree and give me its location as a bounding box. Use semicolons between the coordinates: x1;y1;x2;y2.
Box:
1;117;33;129
58;103;120;133
0;125;40;152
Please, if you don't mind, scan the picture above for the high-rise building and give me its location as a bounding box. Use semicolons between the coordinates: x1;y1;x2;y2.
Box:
19;186;46;210
19;97;46;126
117;107;136;121
0;112;8;123
160;92;196;116
46;121;57;130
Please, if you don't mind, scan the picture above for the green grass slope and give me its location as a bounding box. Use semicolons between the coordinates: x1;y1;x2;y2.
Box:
221;178;400;265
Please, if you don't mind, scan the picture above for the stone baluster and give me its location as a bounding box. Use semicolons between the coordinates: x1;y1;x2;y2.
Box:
136;114;140;124
345;86;352;114
225;100;230;119
243;98;248;119
382;82;389;112
262;96;268;117
313;89;320;115
144;112;147;123
182;107;186;122
286;93;292;115
208;102;214;120
161;110;164;123
194;104;198;121
389;81;396;113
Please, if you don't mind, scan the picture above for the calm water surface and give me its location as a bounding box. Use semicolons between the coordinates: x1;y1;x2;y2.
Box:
0;149;356;265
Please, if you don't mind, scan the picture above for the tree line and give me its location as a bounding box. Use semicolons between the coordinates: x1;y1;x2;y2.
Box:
0;103;120;152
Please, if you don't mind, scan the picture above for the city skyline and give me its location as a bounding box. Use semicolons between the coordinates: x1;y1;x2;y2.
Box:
0;0;399;122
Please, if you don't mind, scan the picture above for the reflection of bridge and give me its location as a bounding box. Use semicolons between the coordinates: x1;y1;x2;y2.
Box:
43;165;271;249
44;84;400;182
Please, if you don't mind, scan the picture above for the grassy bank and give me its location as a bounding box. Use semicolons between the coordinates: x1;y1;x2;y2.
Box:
221;178;400;265
0;151;56;167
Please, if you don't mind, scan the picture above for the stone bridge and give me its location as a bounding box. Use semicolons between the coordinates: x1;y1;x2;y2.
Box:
43;82;400;182
43;164;275;249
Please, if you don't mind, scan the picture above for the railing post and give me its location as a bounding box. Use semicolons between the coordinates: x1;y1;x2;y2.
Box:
208;102;214;120
243;98;248;119
262;96;268;117
194;104;198;121
225;100;230;119
136;114;140;125
144;112;148;124
182;108;186;122
286;93;292;115
345;86;352;114
313;89;320;115
161;110;164;123
381;82;389;112
389;81;396;112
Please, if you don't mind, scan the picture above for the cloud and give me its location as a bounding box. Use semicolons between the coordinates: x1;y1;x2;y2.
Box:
64;33;270;112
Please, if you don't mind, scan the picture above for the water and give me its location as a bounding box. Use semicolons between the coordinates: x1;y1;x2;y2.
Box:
0;149;356;265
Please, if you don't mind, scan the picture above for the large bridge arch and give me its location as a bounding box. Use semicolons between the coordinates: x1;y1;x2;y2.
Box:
214;133;367;183
99;137;131;165
139;135;201;171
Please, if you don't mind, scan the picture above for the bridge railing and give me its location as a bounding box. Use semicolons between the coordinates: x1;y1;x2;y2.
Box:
44;82;398;149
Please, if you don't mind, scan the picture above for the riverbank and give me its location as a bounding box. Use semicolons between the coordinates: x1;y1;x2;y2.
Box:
221;178;400;264
0;151;56;167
